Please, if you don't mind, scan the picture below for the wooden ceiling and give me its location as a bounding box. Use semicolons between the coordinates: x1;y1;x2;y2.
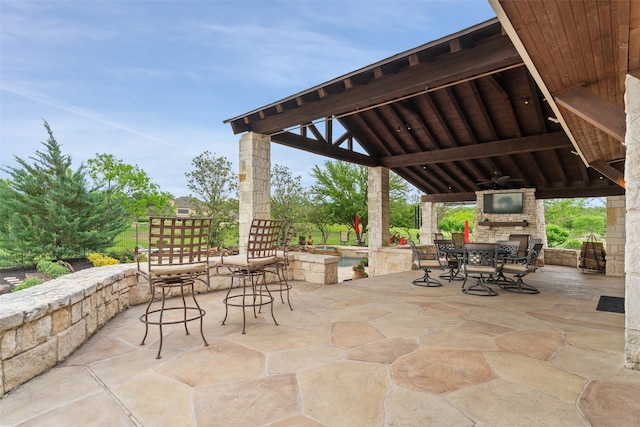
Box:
225;1;635;202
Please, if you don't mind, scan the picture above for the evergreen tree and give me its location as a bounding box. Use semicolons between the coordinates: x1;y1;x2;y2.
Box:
0;121;128;264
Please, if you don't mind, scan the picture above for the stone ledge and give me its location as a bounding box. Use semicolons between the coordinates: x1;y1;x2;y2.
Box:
0;253;343;396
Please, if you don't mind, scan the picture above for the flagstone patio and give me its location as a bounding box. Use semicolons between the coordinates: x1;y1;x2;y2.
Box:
1;265;640;426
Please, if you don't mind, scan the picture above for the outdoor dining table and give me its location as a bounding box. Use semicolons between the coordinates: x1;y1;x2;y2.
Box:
445;244;512;290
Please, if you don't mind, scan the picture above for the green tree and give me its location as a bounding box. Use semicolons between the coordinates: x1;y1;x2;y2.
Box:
437;206;474;234
271;164;309;238
572;214;606;237
306;200;334;245
86;153;173;219
544;198;587;231
310;161;368;242
185;151;238;247
0;121;128;264
546;224;570;247
310;160;410;243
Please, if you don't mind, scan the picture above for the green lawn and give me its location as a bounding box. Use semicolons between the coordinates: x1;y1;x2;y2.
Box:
110;222;424;252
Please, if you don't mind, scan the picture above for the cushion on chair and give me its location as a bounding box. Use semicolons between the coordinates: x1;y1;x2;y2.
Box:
464;265;497;274
138;262;208;276
218;254;276;267
501;264;529;274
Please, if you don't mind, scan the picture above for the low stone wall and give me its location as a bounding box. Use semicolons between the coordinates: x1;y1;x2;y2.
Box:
543;248;579;268
0;252;339;396
0;265;140;397
369;246;416;277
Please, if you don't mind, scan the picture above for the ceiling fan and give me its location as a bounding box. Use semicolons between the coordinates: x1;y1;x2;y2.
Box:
477;171;524;188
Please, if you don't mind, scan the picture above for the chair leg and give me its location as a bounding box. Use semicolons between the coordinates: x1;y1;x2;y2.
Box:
462;274;498;296
413;268;442;287
500;275;539;294
277;265;293;310
139;279;208;359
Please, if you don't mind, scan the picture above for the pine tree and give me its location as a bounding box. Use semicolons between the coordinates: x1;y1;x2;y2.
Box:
0;121;128;264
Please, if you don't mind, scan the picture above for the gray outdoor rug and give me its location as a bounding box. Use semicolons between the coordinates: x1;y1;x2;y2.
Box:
596;296;625;313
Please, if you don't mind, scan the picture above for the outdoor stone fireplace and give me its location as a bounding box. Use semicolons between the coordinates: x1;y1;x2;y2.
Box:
473;188;547;246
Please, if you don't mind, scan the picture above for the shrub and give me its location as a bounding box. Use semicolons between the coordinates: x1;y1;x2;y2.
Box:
12;277;44;292
36;260;71;278
87;253;120;267
105;248;135;263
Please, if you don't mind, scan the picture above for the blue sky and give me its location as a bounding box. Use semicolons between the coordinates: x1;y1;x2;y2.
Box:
0;0;496;197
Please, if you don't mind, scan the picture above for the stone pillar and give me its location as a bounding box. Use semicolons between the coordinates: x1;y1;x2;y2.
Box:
419;198;438;244
606;195;626;277
238;132;271;254
368;167;389;277
625;73;640;369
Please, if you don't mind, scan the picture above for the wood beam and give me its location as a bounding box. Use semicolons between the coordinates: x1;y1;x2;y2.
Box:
236;36;519;135
380;132;571;168
271;131;378;167
423;192;477;203
589;160;626;188
554;86;626;142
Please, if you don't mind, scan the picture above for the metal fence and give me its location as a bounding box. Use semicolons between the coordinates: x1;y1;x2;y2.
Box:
0;223;146;269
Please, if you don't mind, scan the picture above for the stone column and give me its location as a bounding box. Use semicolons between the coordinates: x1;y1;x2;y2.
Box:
238;132;271;254
606;195;626;277
419;198;438;244
368;167;389;277
625;73;640;369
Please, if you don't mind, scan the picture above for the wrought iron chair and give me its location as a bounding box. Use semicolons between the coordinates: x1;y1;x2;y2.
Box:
488;240;521;284
451;232;465;248
509;234;530;258
409;240;442;287
217;219;282;334
434;239;462;282
135;216;212;359
264;221;296;310
499;243;543;294
461;243;501;296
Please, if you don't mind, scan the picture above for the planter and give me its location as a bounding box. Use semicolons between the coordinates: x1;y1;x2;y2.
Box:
352;271;367;280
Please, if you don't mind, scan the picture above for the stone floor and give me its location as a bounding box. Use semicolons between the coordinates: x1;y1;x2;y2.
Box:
2;265;640;426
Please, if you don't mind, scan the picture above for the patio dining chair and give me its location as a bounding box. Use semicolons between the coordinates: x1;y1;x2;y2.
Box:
409;240;442;287
451;232;465;248
499;243;543;294
434;239;462;282
488;240;521;285
461;242;501;296
135;216;213;359
217;218;282;334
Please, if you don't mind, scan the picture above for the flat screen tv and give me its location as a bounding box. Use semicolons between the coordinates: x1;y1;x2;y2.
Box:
483;192;523;214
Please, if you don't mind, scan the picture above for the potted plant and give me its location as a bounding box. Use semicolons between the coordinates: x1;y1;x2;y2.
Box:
352;260;368;279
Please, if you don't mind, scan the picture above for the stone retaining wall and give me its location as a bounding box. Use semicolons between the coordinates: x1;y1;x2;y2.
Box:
543;248;579;268
0;253;338;396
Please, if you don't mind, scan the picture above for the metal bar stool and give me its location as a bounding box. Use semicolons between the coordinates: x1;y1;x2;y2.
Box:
135;217;212;359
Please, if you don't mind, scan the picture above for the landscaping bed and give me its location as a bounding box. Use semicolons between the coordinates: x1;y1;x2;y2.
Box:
0;258;93;294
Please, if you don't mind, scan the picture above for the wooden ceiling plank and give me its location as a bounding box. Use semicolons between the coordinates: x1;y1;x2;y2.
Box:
394;100;441;150
381;132;570;168
548;149;568;187
418;93;458;149
466;80;499;140
483;75;522;137
554;86;626;142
